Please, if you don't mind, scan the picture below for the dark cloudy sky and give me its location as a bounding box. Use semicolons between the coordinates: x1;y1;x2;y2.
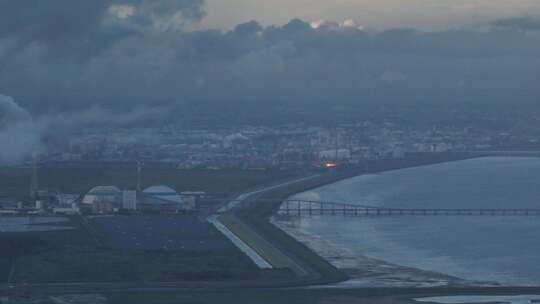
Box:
201;0;540;31
1;0;540;115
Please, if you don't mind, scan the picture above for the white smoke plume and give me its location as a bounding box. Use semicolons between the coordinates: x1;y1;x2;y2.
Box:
0;95;42;165
52;105;172;127
0;94;174;165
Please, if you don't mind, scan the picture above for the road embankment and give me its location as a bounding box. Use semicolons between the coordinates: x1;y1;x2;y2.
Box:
214;153;480;286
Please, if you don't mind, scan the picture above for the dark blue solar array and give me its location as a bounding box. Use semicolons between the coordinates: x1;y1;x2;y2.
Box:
92;215;230;251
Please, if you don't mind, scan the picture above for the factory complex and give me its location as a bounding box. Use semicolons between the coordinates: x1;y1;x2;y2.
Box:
81;185;200;214
0;162;204;216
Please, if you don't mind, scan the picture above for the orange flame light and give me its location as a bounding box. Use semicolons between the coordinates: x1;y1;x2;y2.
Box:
324;162;337;168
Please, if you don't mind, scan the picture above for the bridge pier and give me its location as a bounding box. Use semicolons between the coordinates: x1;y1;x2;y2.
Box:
278;199;540;219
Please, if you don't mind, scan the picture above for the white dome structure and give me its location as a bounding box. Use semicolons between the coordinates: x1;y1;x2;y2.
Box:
140;185;187;213
143;186;183;204
82;186;122;205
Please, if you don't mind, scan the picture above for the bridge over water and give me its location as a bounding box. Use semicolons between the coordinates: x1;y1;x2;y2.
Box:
273;199;540;217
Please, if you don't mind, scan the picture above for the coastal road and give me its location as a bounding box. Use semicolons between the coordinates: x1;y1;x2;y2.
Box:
208;215;272;269
0;280;297;295
217;174;322;213
5;280;540;298
209;174;321;276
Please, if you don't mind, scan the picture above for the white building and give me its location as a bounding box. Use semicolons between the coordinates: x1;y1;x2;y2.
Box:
122;190;137;210
180;191;205;210
82;186;122;205
141;185;186;213
82;186;122;214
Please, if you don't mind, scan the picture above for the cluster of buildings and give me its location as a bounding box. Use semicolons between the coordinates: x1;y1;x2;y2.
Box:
0;191;81;216
81;185;201;214
0;186;203;216
0;162;205;216
37;119;540;170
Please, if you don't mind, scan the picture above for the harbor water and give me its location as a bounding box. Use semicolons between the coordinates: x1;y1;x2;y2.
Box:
273;157;540;286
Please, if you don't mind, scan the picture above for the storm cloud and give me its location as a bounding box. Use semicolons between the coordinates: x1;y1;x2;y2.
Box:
0;0;205;60
0;95;42;164
493;16;540;31
1;2;540;119
1;2;540;163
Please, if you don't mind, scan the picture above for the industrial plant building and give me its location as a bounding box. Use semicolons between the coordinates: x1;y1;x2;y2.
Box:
79;185;195;214
139;185;189;213
82;186;122;214
122;190;137;211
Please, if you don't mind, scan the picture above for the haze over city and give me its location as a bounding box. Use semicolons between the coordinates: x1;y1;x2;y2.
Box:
2;1;540;304
2;0;540;165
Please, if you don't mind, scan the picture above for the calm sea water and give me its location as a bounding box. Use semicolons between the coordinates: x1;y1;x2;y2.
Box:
276;157;540;286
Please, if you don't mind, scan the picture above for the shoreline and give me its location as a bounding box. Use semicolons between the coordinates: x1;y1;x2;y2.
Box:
271;216;499;288
217;153;481;287
5;154;540;299
267;155;540;288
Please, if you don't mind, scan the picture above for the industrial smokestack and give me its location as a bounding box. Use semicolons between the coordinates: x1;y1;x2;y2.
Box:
137;161;142;192
30;152;39;199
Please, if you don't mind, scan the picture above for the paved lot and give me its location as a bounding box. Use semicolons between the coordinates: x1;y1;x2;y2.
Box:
92;215;230;251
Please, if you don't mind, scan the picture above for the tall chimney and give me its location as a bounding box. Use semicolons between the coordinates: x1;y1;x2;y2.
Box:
30;152;39;199
137;161;142;192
